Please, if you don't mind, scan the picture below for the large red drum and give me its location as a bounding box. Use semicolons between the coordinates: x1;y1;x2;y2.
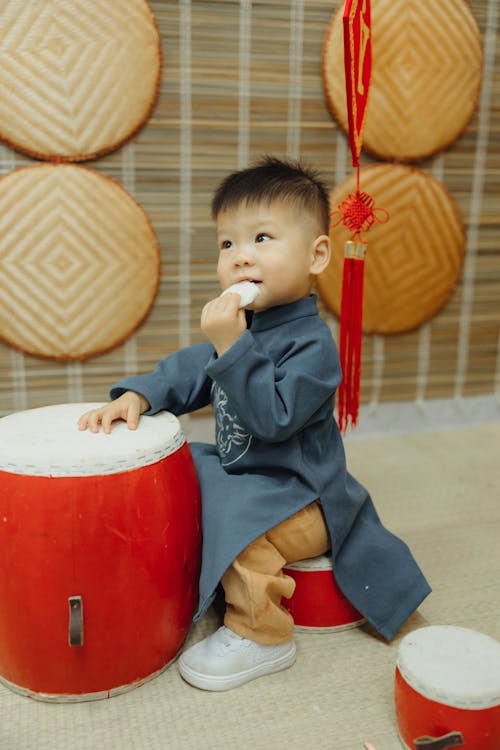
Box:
0;403;201;701
395;625;500;750
283;554;365;632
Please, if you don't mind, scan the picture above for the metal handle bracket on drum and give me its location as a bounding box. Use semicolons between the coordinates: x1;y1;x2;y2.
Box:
68;596;84;647
414;732;464;750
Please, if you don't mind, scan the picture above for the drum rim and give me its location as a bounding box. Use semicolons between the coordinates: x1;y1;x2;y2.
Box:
0;656;175;703
284;553;333;572
293;619;366;633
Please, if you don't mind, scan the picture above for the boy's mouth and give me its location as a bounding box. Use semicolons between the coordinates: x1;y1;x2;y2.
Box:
236;278;261;285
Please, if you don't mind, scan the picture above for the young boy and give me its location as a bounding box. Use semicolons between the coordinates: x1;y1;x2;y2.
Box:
78;157;431;691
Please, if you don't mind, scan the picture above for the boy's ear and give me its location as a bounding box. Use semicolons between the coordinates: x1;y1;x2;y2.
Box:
309;234;331;276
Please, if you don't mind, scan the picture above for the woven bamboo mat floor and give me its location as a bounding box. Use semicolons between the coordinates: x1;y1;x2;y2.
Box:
1;422;499;750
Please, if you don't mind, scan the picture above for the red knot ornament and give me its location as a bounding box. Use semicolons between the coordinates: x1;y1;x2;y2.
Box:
330;189;389;241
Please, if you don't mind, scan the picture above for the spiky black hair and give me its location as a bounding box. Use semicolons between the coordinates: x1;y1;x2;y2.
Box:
211;156;330;234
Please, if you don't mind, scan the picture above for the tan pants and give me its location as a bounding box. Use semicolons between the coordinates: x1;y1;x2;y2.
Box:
222;500;331;645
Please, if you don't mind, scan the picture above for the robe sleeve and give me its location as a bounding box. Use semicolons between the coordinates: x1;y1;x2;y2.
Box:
206;327;341;442
110;342;215;416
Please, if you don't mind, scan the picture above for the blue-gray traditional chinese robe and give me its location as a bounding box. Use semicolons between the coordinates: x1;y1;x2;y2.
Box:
110;296;431;640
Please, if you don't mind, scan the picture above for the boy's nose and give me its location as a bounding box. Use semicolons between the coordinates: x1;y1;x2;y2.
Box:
234;249;255;266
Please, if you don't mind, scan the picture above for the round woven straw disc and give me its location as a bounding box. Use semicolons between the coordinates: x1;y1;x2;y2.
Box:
0;0;160;161
0;165;160;360
317;165;465;334
322;0;482;162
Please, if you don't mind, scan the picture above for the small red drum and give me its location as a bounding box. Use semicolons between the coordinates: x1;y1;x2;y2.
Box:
395;625;500;750
282;554;365;632
0;403;201;701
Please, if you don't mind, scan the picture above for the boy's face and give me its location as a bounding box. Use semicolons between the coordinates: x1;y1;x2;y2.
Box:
215;200;330;312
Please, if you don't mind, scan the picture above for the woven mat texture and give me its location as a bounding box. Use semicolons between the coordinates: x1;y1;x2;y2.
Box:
0;0;499;414
1;423;498;750
0;0;161;160
322;0;483;161
318;164;465;334
0;165;160;360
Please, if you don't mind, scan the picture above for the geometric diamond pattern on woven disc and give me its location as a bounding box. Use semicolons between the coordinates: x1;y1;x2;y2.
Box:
0;0;161;160
317;165;465;335
322;0;482;162
0;165;160;359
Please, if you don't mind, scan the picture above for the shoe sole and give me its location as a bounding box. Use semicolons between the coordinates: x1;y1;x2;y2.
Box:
178;642;297;691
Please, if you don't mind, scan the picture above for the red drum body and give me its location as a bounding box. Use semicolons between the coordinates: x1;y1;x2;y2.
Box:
282;554;365;632
0;404;201;701
395;626;500;750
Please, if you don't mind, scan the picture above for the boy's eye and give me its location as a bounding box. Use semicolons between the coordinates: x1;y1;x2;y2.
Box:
220;240;233;250
255;233;271;243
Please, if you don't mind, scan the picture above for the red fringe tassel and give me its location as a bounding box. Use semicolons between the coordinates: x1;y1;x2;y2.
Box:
337;243;366;433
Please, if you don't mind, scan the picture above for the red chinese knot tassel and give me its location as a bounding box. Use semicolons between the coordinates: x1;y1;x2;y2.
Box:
337;241;366;433
334;0;378;432
331;171;388;433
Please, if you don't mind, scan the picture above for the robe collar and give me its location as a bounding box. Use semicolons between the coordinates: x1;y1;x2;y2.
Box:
250;295;318;332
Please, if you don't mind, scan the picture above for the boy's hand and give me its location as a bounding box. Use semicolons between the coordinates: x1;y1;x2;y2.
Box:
201;294;246;356
77;391;150;434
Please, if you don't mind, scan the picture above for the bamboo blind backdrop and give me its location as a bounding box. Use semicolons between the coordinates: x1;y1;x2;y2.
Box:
0;0;499;419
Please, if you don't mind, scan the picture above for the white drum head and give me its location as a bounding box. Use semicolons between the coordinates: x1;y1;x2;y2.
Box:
397;625;500;710
0;403;185;477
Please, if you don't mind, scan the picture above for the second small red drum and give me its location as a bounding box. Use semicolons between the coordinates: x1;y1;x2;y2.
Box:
395;625;500;750
0;403;201;701
283;553;365;632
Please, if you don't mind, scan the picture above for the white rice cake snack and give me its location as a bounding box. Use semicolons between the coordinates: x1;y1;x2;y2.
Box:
220;281;260;308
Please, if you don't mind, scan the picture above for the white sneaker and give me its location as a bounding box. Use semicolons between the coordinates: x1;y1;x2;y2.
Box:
178;626;296;691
